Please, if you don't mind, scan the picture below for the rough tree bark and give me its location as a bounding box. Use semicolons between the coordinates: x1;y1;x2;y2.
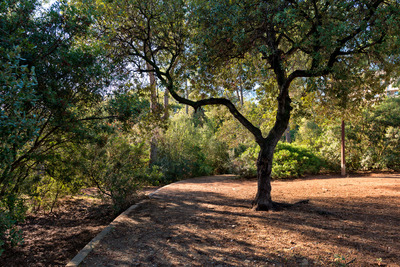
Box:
252;81;292;210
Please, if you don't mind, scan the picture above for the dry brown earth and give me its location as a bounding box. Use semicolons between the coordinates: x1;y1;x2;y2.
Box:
80;173;400;267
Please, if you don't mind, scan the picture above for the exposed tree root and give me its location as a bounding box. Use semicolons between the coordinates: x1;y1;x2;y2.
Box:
253;199;340;218
253;199;310;211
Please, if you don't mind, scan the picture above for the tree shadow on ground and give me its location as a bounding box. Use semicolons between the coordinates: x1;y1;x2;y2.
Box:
82;176;400;266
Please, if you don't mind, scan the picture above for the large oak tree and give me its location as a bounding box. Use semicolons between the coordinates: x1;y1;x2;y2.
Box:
84;0;400;210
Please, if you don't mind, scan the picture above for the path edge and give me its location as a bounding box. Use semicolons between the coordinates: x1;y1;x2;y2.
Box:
65;199;146;267
65;175;234;266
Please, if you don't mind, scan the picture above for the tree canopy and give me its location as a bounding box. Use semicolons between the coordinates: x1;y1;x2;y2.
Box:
79;0;400;210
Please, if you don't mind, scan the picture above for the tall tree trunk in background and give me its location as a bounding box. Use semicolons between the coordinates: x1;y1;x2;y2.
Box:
163;90;169;119
285;126;291;143
236;86;244;106
185;79;190;114
239;76;244;106
147;62;157;112
147;62;158;166
341;119;346;176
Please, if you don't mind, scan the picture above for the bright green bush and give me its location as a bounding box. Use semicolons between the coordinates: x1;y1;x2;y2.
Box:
233;142;325;179
272;143;325;178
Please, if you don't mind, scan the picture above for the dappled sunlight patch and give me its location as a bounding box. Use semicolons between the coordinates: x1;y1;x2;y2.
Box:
81;174;400;266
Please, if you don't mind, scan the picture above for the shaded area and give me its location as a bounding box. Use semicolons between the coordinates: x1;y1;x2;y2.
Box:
82;174;400;266
0;187;159;267
0;198;116;267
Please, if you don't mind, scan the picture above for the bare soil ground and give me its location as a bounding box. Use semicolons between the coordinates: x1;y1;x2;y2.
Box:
82;173;400;267
1;173;399;266
0;188;157;267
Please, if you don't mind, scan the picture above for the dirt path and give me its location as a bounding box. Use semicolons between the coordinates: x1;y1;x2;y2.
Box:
80;173;400;266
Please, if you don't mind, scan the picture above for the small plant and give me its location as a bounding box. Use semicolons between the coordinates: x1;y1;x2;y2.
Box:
333;254;356;266
77;132;149;214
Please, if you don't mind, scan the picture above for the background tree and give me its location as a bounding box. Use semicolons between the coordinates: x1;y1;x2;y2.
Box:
0;0;121;252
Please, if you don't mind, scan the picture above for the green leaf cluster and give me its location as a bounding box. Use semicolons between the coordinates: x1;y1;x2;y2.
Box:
233;141;325;179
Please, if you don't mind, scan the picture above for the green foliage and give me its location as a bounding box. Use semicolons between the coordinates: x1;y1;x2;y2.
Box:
234;142;325;179
0;45;39;255
273;143;325;179
153;111;230;184
362;97;400;171
233;145;259;178
0;46;40;188
0;0;116;254
106;92;150;124
77;130;148;214
0;195;26;256
0;0;110;197
294;97;400;172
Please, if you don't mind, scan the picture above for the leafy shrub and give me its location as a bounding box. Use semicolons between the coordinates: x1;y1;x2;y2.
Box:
0;47;38;256
296;97;400;172
272;143;325;178
77;132;148;214
0;195;26;256
233;142;325;179
233;145;259;178
153;112;230;184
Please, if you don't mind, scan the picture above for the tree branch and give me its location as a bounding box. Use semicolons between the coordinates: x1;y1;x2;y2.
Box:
165;80;266;145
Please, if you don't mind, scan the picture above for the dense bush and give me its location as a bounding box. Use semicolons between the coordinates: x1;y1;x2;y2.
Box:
0;0;114;254
77;131;149;214
233;145;258;178
152;112;230;184
273;143;325;178
0;195;26;255
294;97;400;172
234;142;325;179
0;48;39;256
362;98;400;171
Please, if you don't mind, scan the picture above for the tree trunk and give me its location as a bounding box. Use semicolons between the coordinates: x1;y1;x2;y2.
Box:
341;119;346;176
236;88;241;105
147;61;158;166
285;126;291;143
163;90;169;119
253;144;275;210
239;76;244;106
150;135;158;166
147;63;157;111
252;80;292;210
